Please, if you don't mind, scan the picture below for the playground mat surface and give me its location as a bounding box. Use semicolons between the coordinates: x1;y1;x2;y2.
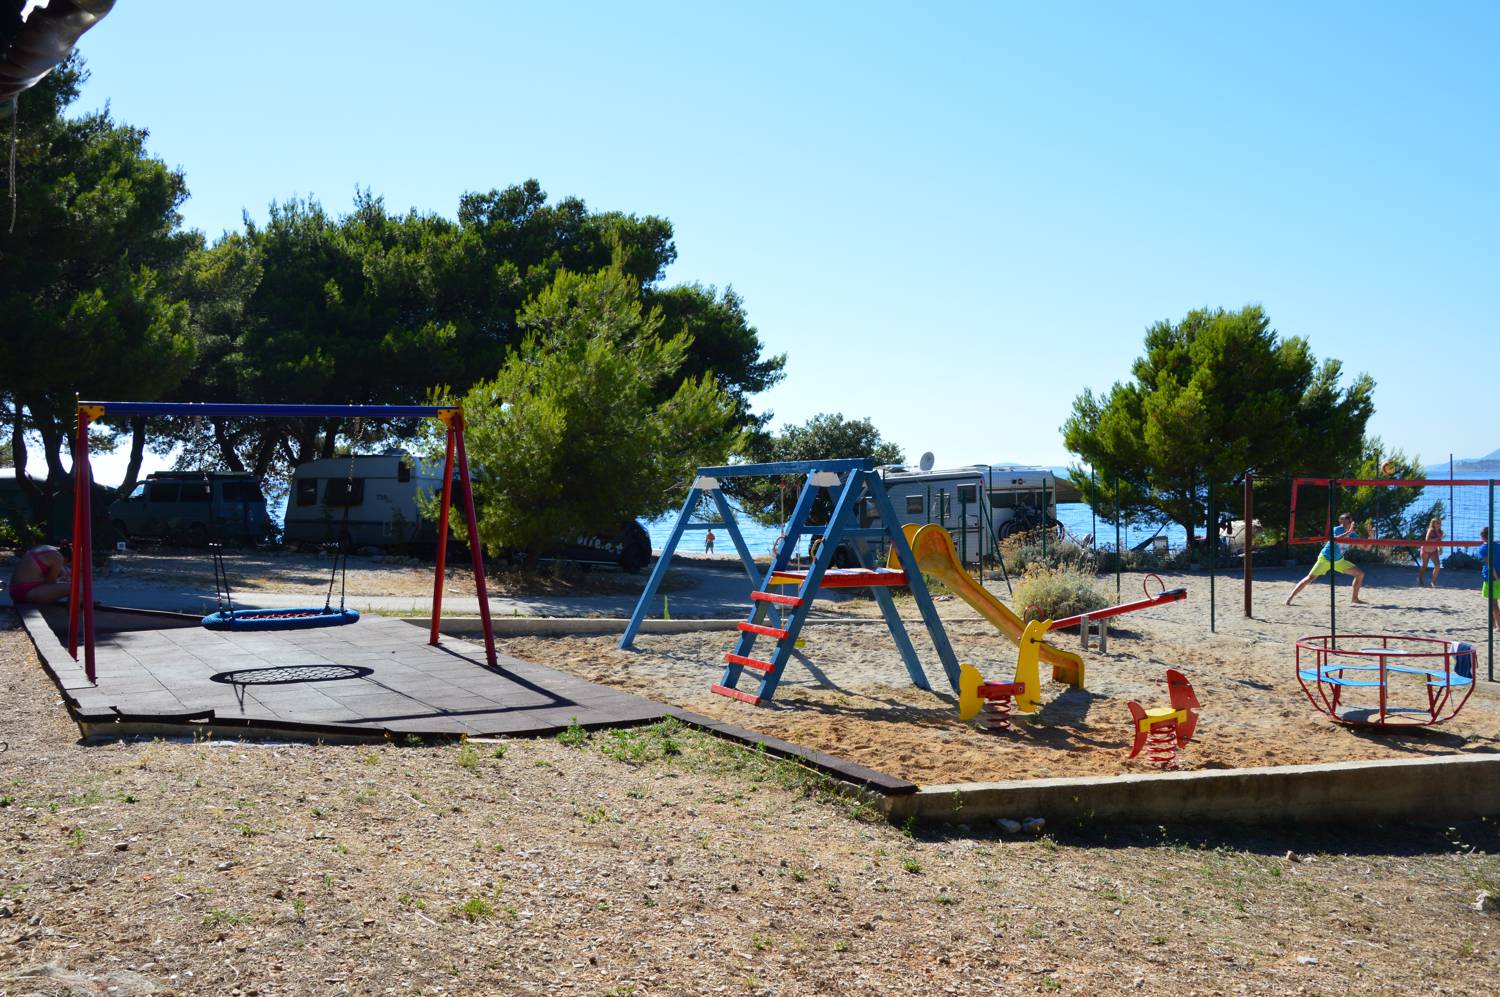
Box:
509;565;1500;785
19;606;668;739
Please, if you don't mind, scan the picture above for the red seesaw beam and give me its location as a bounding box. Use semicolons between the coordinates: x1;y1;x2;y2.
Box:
1050;586;1188;630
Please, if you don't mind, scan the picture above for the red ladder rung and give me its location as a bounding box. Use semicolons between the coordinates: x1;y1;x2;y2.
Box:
751;590;803;607
711;684;763;706
724;653;776;673
737;621;790;640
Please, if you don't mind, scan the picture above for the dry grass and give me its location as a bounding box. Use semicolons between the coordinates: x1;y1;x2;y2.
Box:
4;614;1500;994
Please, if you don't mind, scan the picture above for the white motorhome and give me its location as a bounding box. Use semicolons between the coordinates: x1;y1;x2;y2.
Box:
861;462;1076;565
284;451;447;550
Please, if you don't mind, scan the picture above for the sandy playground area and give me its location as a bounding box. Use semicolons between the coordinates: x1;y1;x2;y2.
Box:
506;564;1500;785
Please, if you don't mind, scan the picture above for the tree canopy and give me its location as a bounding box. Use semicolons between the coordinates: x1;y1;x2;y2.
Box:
159;183;784;493
732;413;906;525
445;265;741;565
0;55;194;525
1062;306;1378;539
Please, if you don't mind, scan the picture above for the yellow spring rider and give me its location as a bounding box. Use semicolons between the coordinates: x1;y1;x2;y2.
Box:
958;618;1056;732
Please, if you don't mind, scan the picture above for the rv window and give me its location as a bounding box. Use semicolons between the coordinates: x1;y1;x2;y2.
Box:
323;478;365;507
296;479;318;507
397;458;412;483
905;495;924;515
146;482;179;503
988;490;1016;509
220;481;262;503
957;484;978;504
180;481;211;503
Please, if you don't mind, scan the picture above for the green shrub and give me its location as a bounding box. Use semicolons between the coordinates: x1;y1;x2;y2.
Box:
1012;564;1110;623
1000;530;1095;576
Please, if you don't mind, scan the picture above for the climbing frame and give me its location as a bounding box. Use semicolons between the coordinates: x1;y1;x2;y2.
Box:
621;460;960;706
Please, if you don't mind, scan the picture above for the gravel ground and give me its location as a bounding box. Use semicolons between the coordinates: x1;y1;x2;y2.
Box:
4;610;1500;994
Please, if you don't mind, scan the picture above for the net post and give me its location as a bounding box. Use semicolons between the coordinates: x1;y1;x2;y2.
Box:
1490;479;1495;683
1328;479;1337;641
1114;475;1122;600
1243;471;1254;619
1208;478;1216;633
429;419;457;647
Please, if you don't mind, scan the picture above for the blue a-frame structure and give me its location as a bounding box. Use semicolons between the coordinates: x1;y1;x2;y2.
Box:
621;460;960;705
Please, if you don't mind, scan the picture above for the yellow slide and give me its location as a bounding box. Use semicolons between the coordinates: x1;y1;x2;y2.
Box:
898;524;1085;688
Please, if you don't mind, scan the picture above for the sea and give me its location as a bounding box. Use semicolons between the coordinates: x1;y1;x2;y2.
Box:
645;462;1500;558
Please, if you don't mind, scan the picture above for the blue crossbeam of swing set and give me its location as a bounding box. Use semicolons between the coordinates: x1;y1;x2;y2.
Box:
77;401;457;419
693;459;874;477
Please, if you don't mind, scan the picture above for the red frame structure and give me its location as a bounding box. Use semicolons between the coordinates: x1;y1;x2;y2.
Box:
1295;633;1474;728
1288;477;1487;547
67;401;497;683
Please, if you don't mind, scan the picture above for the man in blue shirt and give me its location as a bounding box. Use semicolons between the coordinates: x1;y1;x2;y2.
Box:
1285;513;1367;606
1478;527;1500;629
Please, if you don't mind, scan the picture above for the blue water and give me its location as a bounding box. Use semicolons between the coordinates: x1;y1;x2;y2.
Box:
644;502;1177;557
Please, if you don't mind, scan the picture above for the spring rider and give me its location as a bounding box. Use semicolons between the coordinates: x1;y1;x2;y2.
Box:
958;618;1051;732
1126;669;1200;769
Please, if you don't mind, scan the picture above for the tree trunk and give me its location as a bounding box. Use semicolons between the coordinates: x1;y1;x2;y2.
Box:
319;418;341;460
10;403;38;503
116;415;147;497
212;418;247;472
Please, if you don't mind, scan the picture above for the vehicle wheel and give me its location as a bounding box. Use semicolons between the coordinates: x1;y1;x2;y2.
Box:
998;520;1021;541
619;543;649;574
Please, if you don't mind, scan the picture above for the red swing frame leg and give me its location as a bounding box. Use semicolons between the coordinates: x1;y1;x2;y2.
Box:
453;414;497;668
70;406;97;683
429;421;457;647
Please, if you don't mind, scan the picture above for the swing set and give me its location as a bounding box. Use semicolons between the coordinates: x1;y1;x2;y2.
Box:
66;400;498;683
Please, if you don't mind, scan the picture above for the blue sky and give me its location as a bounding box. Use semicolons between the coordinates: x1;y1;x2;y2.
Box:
64;1;1499;479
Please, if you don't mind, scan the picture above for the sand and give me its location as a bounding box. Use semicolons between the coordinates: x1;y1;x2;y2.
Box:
505;563;1500;785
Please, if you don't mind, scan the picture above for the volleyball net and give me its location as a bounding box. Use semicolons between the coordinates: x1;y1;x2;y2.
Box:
1288;477;1492;548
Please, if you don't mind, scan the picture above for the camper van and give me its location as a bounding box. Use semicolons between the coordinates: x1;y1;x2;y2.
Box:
284;452;445;550
285;452;654;571
859;463;1073;565
109;472;271;545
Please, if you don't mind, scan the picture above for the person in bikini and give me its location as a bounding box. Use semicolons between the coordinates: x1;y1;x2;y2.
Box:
1417;516;1443;587
7;545;71;605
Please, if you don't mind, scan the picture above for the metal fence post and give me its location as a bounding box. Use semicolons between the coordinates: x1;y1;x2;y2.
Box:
1329;479;1337;640
1209;479;1217;634
1114;475;1122;600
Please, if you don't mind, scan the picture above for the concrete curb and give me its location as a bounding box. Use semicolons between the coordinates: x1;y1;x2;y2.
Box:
884;753;1500;825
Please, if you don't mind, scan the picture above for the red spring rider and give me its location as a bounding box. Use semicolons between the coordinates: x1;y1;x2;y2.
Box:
1126;669;1200;769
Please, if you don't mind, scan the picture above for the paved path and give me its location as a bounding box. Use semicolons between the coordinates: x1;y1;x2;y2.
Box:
4;561;786;619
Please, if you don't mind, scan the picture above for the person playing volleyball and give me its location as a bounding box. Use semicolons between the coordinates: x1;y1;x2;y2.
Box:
1285;513;1366;605
1478;527;1500;629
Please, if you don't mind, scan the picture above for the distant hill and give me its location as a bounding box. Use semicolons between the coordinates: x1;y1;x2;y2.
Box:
1425;449;1500;476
